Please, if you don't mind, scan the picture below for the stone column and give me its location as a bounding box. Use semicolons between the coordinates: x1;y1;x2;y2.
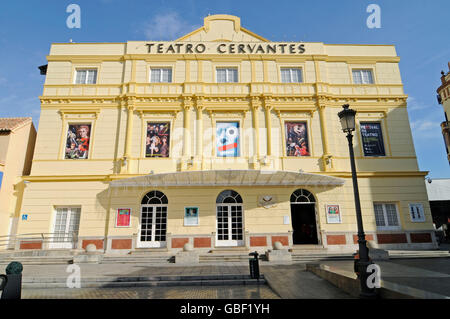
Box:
250;96;261;168
263;97;273;157
317;98;333;171
121;97;135;174
194;96;204;169
181;96;192;170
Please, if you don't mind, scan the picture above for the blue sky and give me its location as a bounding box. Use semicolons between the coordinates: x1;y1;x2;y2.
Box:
0;0;449;177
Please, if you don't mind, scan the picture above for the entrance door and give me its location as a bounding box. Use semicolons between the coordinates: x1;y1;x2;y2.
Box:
138;191;168;248
290;189;318;245
216;190;244;247
50;207;81;249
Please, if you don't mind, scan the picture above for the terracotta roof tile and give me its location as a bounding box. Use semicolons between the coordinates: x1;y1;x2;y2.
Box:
0;117;32;132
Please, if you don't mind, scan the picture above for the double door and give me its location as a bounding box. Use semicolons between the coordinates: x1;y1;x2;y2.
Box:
138;204;167;248
216;204;244;247
50;207;81;249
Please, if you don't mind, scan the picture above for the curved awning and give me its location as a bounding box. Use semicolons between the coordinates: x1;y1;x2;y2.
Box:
110;170;345;187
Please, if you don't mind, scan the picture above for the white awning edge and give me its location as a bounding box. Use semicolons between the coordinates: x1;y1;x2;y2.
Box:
109;170;345;188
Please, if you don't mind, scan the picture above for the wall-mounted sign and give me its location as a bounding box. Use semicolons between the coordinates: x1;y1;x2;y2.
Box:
145;42;306;55
21;214;28;221
360;122;385;156
258;195;277;209
326;205;342;224
184;207;199;226
116;208;131;227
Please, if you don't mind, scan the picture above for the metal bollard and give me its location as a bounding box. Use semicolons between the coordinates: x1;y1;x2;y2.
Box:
1;262;23;300
248;251;260;280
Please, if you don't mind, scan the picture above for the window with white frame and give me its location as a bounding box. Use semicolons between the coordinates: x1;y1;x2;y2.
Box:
216;68;238;83
75;69;97;84
352;69;374;84
281;68;303;83
409;203;425;222
373;203;400;230
150;68;172;83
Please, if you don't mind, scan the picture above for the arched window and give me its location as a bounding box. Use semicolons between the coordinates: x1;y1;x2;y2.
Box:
141;190;168;205
216;190;242;204
290;189;315;203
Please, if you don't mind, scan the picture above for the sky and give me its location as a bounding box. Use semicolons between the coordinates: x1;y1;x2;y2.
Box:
0;0;449;178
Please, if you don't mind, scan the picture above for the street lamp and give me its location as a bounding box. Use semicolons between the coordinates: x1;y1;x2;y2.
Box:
338;104;376;298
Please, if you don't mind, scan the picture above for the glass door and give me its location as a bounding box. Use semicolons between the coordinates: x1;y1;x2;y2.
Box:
50;207;81;249
216;204;244;247
138;204;167;248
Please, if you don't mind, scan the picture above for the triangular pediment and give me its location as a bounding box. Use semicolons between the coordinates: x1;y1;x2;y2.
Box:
177;14;269;42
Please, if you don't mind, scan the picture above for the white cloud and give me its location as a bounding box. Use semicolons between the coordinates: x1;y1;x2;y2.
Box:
141;12;200;41
407;96;432;112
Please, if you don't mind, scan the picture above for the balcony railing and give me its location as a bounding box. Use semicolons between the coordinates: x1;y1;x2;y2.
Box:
0;232;78;249
42;82;405;98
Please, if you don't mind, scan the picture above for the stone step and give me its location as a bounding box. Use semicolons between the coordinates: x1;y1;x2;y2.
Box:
289;245;327;252
23;279;266;289
130;248;170;255
101;257;174;264
388;250;450;258
0;249;75;258
208;247;250;254
21;274;266;288
0;255;74;264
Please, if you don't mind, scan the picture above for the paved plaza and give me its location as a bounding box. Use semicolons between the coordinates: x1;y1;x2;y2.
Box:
7;257;450;299
22;285;280;299
317;257;450;298
16;262;353;299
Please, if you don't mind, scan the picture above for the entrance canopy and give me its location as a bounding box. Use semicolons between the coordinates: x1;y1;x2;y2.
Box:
110;170;345;188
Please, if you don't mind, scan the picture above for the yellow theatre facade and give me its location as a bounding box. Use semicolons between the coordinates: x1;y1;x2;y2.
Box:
10;15;437;253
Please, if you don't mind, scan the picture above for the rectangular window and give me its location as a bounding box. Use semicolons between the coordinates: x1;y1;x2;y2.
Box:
281;68;303;83
360;122;386;156
374;203;400;230
150;68;172;83
216;122;240;157
65;124;92;159
216;68;238;83
409;203;425;222
75;69;97;84
285;122;310;156
352;69;374;84
146;122;170;157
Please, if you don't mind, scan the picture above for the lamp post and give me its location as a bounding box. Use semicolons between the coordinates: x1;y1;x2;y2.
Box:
338;104;376;298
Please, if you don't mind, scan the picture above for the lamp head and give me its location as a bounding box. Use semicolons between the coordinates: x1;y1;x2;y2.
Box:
338;104;357;133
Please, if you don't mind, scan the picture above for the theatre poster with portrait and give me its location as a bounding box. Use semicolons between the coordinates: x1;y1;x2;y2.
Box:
146;122;170;158
285;122;310;157
65;124;92;159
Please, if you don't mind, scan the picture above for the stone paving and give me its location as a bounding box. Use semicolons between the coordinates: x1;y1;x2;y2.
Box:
318;258;450;298
22;285;280;299
11;262;354;299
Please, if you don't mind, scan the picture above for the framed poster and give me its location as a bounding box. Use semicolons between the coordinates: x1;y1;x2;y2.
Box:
116;208;131;227
360;122;386;156
65;124;91;159
216;122;240;157
285;122;310;157
146;122;170;158
184;207;199;226
326;205;342;224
